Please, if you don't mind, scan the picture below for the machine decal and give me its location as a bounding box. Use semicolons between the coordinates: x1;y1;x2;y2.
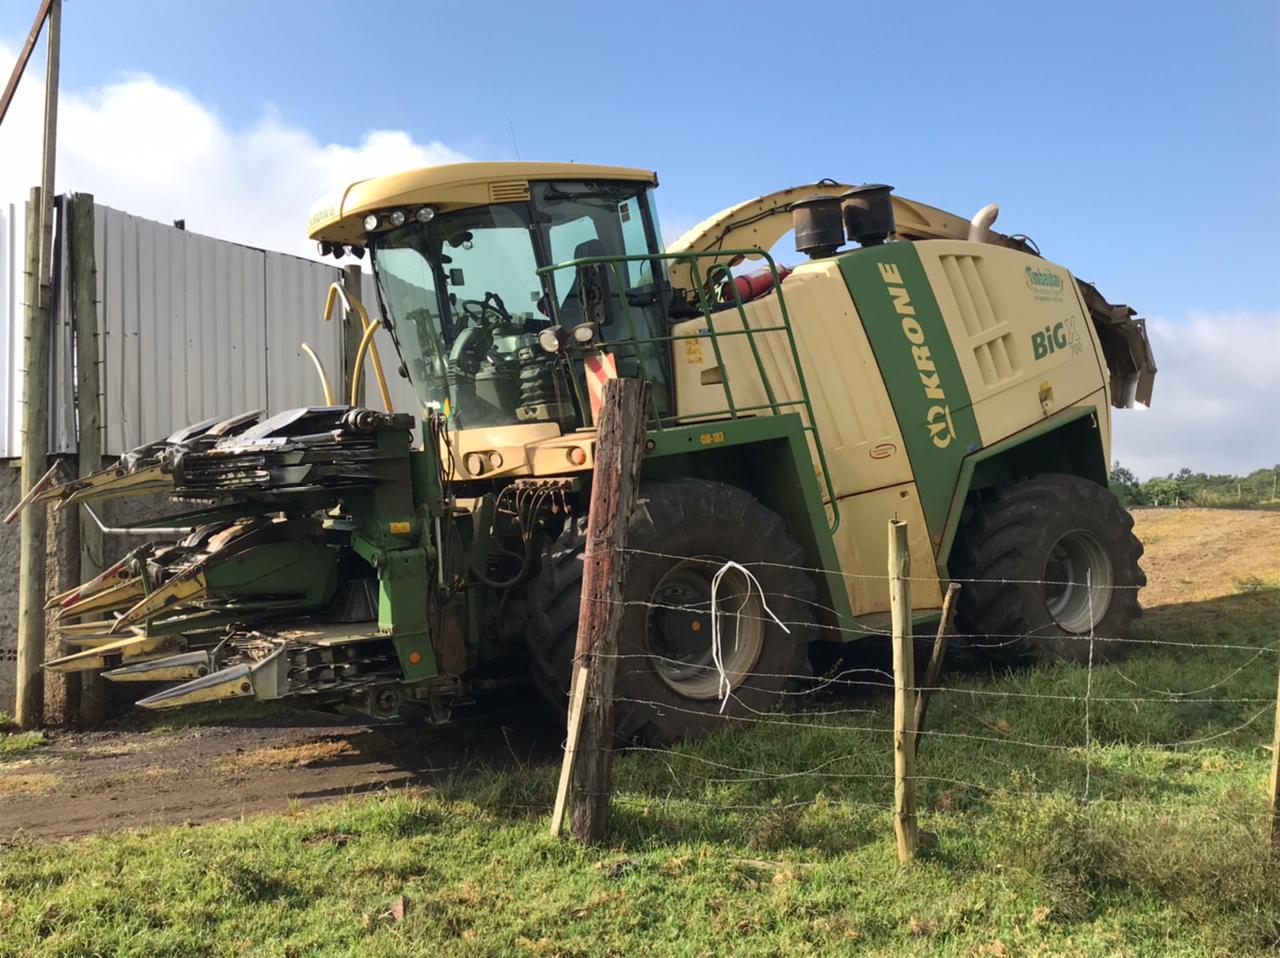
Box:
1024;264;1067;302
1031;318;1083;360
839;243;979;540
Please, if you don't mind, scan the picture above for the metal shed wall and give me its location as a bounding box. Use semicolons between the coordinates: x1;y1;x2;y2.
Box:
0;201;425;459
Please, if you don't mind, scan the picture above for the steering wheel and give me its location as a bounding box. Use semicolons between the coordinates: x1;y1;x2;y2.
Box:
458;292;511;327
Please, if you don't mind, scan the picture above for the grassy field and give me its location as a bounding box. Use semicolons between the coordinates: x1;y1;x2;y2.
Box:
1;510;1278;957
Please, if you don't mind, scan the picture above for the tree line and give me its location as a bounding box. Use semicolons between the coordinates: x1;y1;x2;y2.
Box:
1110;463;1280;508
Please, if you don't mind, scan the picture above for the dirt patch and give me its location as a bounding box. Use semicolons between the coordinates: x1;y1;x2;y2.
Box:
0;697;560;842
0;772;59;797
1132;508;1280;608
214;738;357;772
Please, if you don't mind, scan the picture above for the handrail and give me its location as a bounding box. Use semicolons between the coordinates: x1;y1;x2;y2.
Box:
321;282;393;412
536;248;839;532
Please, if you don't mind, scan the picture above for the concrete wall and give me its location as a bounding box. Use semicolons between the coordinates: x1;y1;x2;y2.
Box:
0;464;19;715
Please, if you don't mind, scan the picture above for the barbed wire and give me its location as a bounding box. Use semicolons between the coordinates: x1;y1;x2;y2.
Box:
585;590;1280;655
557;548;1278;856
620;545;1150;591
600;649;1274;704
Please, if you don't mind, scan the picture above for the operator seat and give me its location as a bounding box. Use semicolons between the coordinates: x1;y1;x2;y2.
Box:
557;239;613;331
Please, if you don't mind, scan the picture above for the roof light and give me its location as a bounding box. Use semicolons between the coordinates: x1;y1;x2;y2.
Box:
388;210;406;227
415;207;436;223
362;213;379;232
464;452;486;477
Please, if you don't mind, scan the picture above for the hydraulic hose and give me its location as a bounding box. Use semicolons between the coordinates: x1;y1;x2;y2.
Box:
299;342;334;405
349;320;383;407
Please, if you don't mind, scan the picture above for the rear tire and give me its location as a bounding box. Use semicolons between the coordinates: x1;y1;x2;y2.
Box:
950;474;1145;664
526;479;817;745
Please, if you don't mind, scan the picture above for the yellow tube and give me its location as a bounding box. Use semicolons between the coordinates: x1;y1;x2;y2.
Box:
350;320;383;408
299;343;335;406
322;282;393;412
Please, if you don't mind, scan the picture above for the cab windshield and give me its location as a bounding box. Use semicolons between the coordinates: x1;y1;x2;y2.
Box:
370;180;668;431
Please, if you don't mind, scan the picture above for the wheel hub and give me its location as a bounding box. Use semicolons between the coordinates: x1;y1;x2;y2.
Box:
645;558;765;700
1042;529;1114;634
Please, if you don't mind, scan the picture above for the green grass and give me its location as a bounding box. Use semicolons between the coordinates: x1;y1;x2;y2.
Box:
1;587;1278;957
0;710;46;762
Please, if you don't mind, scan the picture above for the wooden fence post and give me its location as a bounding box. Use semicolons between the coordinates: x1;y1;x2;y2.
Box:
15;187;50;729
1268;647;1280;854
889;518;918;861
71;193;105;725
912;582;960;757
550;377;648;843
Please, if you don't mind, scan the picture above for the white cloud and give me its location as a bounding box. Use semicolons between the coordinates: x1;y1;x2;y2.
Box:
0;45;468;259
1111;312;1280;478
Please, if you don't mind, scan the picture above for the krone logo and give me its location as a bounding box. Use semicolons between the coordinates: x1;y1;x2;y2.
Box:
926;404;955;448
877;260;961;452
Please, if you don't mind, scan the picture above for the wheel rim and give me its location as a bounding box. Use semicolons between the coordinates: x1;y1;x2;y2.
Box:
644;557;765;700
1042;529;1113;633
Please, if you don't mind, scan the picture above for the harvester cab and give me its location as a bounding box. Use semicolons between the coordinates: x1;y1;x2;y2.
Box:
38;161;1156;745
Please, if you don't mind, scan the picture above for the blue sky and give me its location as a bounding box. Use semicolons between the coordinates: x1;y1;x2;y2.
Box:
1;0;1278;475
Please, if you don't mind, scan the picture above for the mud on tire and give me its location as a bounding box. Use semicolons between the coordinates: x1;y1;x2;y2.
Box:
526;479;818;745
950;473;1145;664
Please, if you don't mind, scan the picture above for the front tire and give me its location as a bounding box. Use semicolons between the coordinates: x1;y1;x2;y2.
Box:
526;479;817;745
950;474;1145;664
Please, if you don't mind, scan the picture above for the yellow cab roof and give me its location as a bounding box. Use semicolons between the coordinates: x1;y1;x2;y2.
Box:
307;161;657;245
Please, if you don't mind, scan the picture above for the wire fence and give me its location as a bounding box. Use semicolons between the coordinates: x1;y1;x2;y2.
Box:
552;532;1280;859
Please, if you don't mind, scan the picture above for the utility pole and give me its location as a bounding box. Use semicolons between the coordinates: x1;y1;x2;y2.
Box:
15;0;61;729
37;0;61;305
0;0;54;129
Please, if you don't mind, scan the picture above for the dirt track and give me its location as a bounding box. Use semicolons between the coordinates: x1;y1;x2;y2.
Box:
0;698;560;842
2;507;1276;842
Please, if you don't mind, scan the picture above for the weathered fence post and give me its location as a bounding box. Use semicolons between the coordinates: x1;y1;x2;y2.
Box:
550;377;648;843
1268;647;1280;854
341;264;364;407
15;187;50;729
71;192;105;725
913;581;961;757
889;518;918;861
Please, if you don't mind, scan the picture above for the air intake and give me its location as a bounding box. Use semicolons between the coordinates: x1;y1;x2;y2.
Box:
488;181;531;203
841;184;895;247
791;195;844;260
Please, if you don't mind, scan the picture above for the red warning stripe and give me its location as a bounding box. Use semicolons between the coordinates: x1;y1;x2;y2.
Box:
583;350;618;420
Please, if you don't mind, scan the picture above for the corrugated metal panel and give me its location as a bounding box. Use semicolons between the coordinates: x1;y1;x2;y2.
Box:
50;196;77;454
96;205;311;454
265;252;343;410
0;202;18;457
0;201;432;457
